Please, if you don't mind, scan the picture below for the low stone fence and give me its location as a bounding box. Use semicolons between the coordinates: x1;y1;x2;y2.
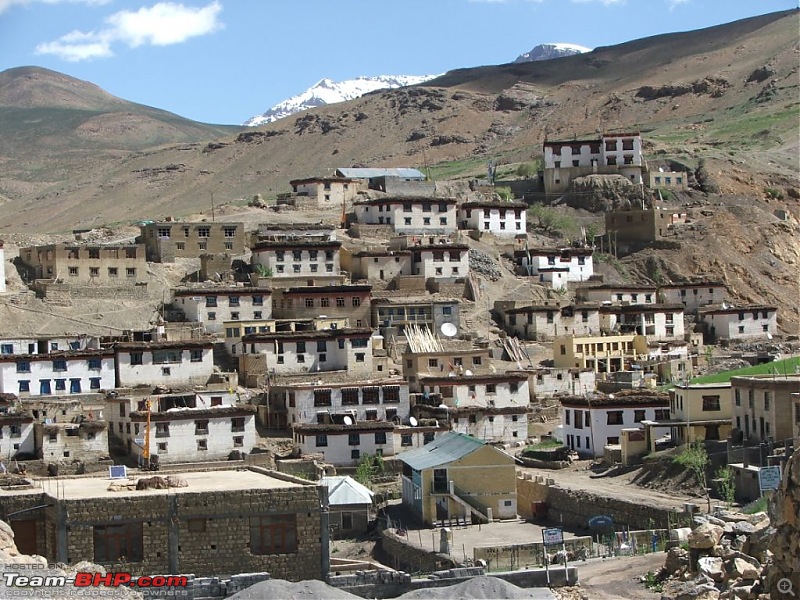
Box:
133;572;271;599
376;528;458;574
474;536;593;572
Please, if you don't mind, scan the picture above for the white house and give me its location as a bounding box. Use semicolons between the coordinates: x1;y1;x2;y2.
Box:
172;287;273;335
35;419;109;463
113;340;215;388
239;328;374;377
513;247;593;287
560;391;670;457
288;177;359;207
516;368;597;400
0;350;115;396
498;303;601;341
457;201;527;237
0;336;101;356
0;394;35;458
660;282;727;314
698;305;778;342
599;304;686;341
109;392;256;464
416;373;530;443
543;132;644;194
267;378;410;427
576;284;658;305
353;198;458;235
251;240;342;279
408;244;470;282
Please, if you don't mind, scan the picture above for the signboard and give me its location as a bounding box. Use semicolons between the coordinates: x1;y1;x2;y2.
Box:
542;527;563;546
588;515;614;528
759;466;782;492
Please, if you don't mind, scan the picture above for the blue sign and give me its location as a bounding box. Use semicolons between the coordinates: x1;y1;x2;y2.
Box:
588;515;614;528
759;466;782;492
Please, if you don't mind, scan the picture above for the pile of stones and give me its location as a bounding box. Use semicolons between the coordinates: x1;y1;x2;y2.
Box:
468;249;502;281
657;510;773;600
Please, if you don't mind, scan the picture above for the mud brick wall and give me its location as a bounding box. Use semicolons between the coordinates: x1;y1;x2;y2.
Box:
376;529;457;574
0;490;48;555
57;486;322;581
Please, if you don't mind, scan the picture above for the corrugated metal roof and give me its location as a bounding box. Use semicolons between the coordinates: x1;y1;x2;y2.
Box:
336;168;426;179
320;475;374;506
398;431;485;471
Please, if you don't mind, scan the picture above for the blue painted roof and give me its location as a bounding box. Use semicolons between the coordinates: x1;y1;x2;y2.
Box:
336;168;426;180
399;432;486;471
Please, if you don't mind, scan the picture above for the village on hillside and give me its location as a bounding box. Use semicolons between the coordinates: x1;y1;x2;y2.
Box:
0;132;798;598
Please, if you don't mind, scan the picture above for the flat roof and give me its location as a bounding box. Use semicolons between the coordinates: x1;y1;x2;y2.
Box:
21;469;308;500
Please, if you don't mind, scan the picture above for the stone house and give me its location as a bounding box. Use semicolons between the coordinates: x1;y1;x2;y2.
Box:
335;167;429;195
457;201;528;237
372;296;460;339
271;284;371;327
251;239;342;283
238;328;374;378
352;197;458;235
320;475;374;539
496;302;601;341
172;287;273;335
139;221;247;262
599;303;686;341
697;305;778;342
415;373;529;444
648;170;689;190
575;284;658;305
401;345;492;392
18;243;147;285
113;339;215;388
542;132;644;194
659;281;727;314
560;391;670;458
513;247;593;287
110;395;257;464
406;243;470;282
0;394;35;459
553;334;649;374
400;431;517;525
340;248;413;284
0;350;115;396
225;317;348;358
0;468;327;580
730;375;800;445
603;208;688;251
35;418;108;463
287;177;359;208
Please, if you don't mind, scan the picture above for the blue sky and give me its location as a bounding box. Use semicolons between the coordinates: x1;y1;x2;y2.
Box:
0;0;796;125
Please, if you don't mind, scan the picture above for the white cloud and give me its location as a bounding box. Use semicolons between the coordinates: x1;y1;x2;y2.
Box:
0;0;109;15
35;1;223;61
667;0;689;10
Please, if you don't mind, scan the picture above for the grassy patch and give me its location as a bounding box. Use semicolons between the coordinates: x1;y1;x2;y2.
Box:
743;496;768;515
690;357;800;385
524;439;562;451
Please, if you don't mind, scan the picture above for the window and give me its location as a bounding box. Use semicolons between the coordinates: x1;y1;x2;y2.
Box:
305;298;314;308
352;338;369;348
55;379;66;392
93;523;143;564
320;297;330;308
634;410;646;423
348;433;360;446
157;227;171;238
190;349;203;363
404;218;412;226
702;396;721;412
314;389;332;407
18;380;30;393
16;361;31;373
229;296;241;307
375;432;387;445
316;435;328;447
250;515;297;555
69;379;81;394
362;387;379;404
197;227;210;238
352;297;361;307
195;420;209;435
89;267;99;278
223;226;237;238
424;432;435;444
486;384;496;394
336;297;345;307
607;411;624;425
89;377;101;390
153;350;181;364
383;385;400;403
197;439;208;451
401;434;413;447
342;388;360;405
231;417;245;432
233;436;244;447
126;268;136;278
351;449;361;460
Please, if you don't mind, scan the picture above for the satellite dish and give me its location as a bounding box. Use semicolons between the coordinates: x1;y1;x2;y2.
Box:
438;404;448;410
448;371;457;377
766;332;773;340
343;416;353;426
440;323;457;337
464;370;473;376
409;416;418;427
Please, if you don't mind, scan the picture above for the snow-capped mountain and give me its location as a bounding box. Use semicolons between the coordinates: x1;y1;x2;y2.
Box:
244;75;438;126
513;43;592;63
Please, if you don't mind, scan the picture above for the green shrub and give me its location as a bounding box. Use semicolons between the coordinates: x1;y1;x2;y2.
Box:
765;187;784;200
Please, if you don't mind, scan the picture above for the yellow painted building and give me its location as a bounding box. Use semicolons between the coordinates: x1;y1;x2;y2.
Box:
400;432;516;525
553;334;648;373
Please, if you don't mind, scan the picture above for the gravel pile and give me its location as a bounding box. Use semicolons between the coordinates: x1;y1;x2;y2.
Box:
227;578;361;600
469;249;502;281
396;576;554;599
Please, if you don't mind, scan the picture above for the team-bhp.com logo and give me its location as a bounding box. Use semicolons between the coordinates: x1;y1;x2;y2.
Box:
3;571;189;595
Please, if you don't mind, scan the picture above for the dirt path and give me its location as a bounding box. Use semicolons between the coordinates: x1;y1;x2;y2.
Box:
556;554;665;600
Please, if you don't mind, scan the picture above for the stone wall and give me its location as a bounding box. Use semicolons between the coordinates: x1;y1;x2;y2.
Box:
514;474;693;530
376;529;457;574
37;281;150;301
767;450;800;596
